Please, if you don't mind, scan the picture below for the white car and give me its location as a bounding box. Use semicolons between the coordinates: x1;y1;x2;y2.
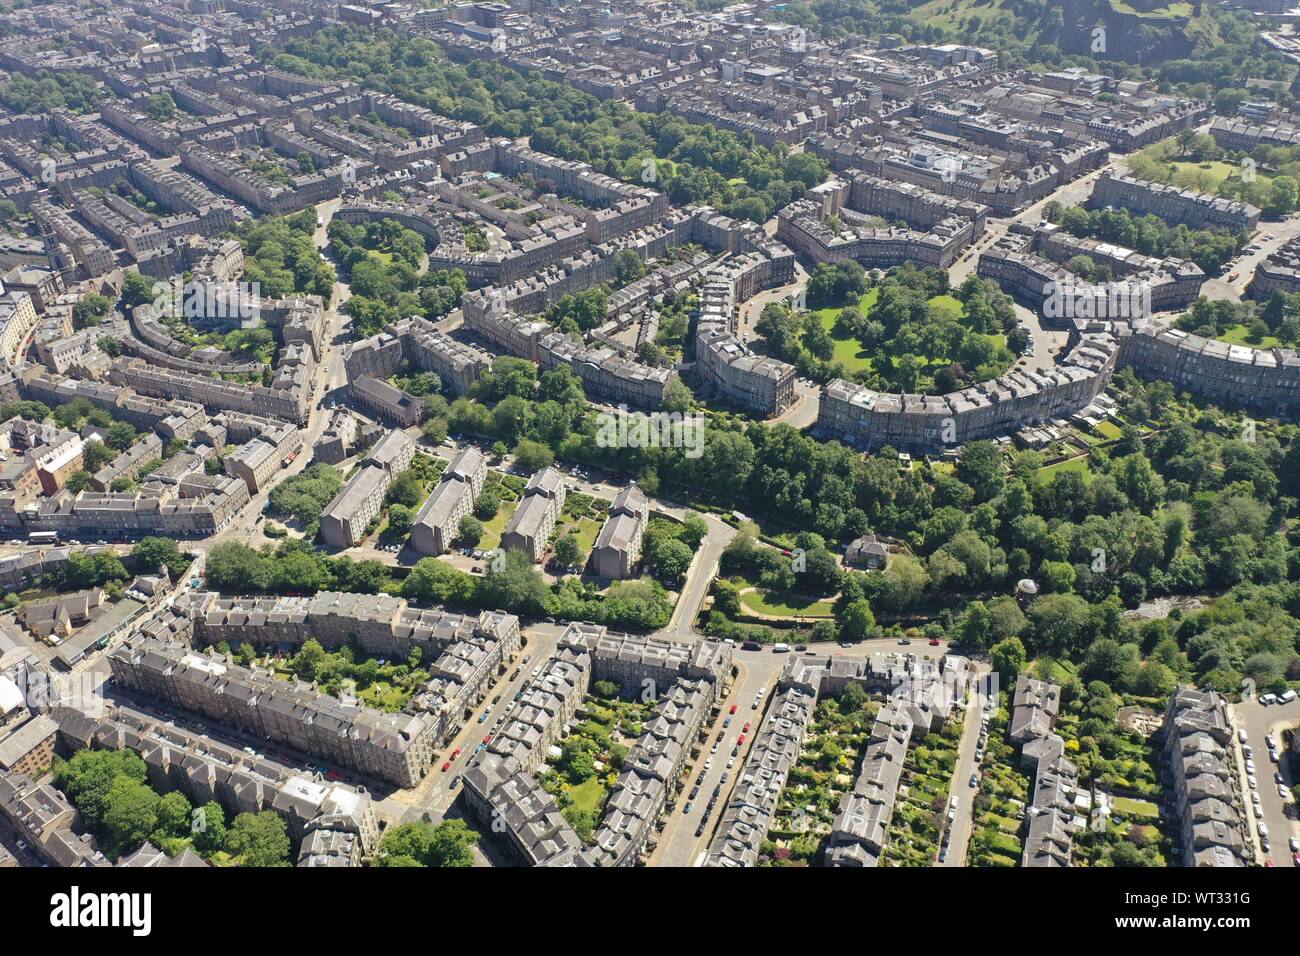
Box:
1248;774;1258;790
1243;744;1253;758
1291;837;1300;854
1251;790;1262;807
1280;784;1291;800
1267;734;1277;749
1246;759;1256;774
1238;727;1249;744
1270;749;1280;763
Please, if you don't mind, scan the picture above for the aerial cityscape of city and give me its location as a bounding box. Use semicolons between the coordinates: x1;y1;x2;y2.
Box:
0;0;1296;915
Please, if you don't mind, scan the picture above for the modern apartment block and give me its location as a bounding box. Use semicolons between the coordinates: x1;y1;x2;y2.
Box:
502;465;568;562
318;428;414;549
590;485;650;579
410;445;488;556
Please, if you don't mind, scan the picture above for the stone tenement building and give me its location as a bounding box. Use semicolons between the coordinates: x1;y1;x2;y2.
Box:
590;485;650;580
107;637;439;789
462;624;732;867
817;219;1300;452
1160;687;1250;867
52;701;379;865
319;428;415;549
1089;172;1260;233
708;651;968;866
186;589;522;748
1008;676;1083;867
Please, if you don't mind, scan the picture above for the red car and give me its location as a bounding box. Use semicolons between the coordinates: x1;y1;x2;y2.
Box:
441;761;451;772
1294;853;1300;867
729;704;738;715
737;734;746;746
451;748;462;760
742;722;751;733
928;638;941;646
483;735;491;744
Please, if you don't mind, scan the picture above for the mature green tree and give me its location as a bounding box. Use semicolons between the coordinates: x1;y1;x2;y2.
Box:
387;503;414;537
458;515;485;547
101;778;160;856
840;598;876;642
132;536;186;577
226;811;291;867
647;537;692;584
192;802;227;855
553;532;585;570
512;439;555;472
989;636;1027;682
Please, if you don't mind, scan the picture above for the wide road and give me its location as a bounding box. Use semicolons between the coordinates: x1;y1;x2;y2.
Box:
1231;697;1299;867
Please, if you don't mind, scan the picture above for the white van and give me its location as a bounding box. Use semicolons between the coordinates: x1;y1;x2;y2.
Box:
772;643;791;654
1260;693;1279;705
1279;689;1298;704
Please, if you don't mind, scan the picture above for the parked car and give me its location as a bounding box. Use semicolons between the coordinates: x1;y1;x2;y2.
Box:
969;773;978;788
441;761;451;772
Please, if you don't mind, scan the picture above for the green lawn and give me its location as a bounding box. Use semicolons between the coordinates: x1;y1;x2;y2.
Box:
813;287;879;375
927;294;963;319
556;516;601;557
1131;138;1266;197
1218;323;1282;349
478;502;516;551
1092;420;1123;441
563;775;607;816
1112;796;1160;819
740;587;837;619
1037;457;1092;484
